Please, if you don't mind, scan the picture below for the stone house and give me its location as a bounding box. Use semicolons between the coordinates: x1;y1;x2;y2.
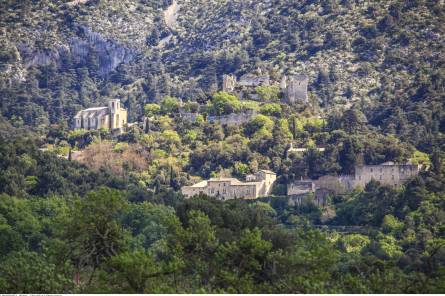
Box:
287;162;422;206
181;170;277;200
73;99;127;131
287;179;331;207
352;162;421;188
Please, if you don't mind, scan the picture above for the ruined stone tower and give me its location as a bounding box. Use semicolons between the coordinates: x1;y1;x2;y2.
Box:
222;74;237;92
282;74;309;104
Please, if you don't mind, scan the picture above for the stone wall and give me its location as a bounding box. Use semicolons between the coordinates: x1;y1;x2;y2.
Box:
207;110;257;125
354;163;421;188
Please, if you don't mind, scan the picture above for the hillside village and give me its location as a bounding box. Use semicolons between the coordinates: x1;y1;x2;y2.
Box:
0;0;444;293
71;73;426;205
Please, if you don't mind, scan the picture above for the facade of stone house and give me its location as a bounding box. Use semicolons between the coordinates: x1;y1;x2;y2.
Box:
353;162;421;188
73;99;127;131
181;170;276;200
287;162;422;206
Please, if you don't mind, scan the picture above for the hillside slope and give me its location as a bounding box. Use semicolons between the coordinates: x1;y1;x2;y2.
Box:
0;0;444;149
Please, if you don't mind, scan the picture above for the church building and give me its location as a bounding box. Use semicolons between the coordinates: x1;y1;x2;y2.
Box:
73;99;127;131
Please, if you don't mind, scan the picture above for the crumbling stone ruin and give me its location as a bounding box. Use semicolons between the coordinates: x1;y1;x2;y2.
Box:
207;110;257;126
281;74;309;104
222;72;309;104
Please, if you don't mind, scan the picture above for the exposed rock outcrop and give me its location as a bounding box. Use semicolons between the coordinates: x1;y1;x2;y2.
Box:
15;24;137;77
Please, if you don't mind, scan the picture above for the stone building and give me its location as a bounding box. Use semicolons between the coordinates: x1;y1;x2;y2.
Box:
287;179;315;196
287;162;422;206
73;99;127;131
181;170;277;200
352;162;421;188
281;74;309;104
222;72;309;104
287;178;332;207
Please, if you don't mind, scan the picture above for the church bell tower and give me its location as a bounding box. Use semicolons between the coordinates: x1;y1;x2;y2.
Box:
108;99;121;129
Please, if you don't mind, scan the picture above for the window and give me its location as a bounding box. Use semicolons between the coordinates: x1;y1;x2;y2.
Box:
112;102;114;108
379;175;382;180
370;168;373;173
392;175;394;180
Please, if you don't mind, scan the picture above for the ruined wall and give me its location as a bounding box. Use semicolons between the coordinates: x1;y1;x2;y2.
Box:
238;74;270;87
207;110;257;125
287;180;315;196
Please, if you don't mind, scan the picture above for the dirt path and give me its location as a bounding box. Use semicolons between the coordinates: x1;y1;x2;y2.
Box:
66;0;89;6
164;0;180;29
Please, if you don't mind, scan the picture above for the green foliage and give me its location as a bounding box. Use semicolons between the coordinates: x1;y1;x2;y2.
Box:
0;250;72;293
210;92;241;115
64;188;128;272
160;97;180;114
339;233;370;254
411;150;431;166
144;103;161;117
246;114;274;136
0;0;444;292
107;250;176;293
255;85;280;102
260;103;282;116
234;162;250;177
382;214;404;235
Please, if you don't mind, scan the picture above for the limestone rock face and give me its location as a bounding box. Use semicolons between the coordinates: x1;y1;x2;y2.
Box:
16;24;137;77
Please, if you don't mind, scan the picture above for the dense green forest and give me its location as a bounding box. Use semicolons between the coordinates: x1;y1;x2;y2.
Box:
0;119;444;292
0;0;444;293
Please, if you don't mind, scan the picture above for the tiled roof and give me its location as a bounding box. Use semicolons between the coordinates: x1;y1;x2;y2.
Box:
74;107;109;119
